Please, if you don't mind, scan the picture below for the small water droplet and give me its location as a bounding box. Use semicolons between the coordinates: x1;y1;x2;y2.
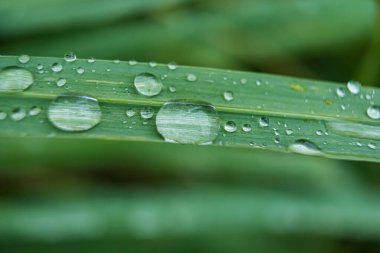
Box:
289;139;322;156
113;59;120;64
168;62;177;70
88;57;96;63
0;66;34;92
0;110;7;120
126;108;136;117
259;117;269;127
186;73;197;82
316;130;323;136
129;60;137;65
240;78;247;84
140;107;154;119
256;80;262;86
37;64;44;70
274;137;280;144
368;143;377;150
47;93;101;131
367;105;380;120
18;54;30;64
242;123;252;132
169;86;176;93
56;78;67;87
285;129;293;135
156;100;219;144
29;106;41;116
134;73;162;97
149;61;157;67
347;80;361;94
224;121;237;133
51;63;63;73
76;67;85;75
64;52;77;62
336;87;346;98
223;91;234;101
11;108;26;121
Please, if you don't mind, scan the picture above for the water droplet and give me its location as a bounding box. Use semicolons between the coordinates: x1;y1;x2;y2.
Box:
368;143;377;150
289;140;322;156
186;74;197;82
37;64;44;70
76;67;85;75
88;57;96;63
242;123;252;132
367;105;380;120
29;106;41;116
168;62;177;70
224;121;237;133
0;111;7;120
0;66;34;92
347;80;361;94
259;117;269;127
149;61;157;67
64;52;76;62
285;129;293;135
140;107;154;119
47;93;101;132
169;86;176;93
56;78;67;87
11;108;26;121
316;130;323;136
223;91;234;101
336;87;346;98
274;137;280;144
126;108;136;117
51;63;63;73
18;54;30;64
113;59;120;64
129;60;137;65
240;78;247;84
256;80;262;86
134;73;162;97
156;100;219;144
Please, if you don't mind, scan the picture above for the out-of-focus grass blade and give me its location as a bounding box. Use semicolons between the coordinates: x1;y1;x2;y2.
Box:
0;56;379;162
0;0;187;37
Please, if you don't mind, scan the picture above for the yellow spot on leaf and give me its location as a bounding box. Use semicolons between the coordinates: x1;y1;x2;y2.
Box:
290;83;305;92
324;99;333;105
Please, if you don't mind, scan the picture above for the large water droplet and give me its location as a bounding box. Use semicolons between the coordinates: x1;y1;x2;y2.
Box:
18;54;30;64
47;93;101;131
126;108;136;117
156;100;219;144
347;80;361;94
223;91;234;101
224;121;237;133
11;108;26;121
51;63;63;73
242;123;252;133
0;66;34;92
64;52;77;62
289;139;322;156
134;73;162;97
367;105;380;120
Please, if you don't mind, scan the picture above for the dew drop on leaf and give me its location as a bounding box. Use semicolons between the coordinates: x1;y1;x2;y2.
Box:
134;73;163;97
0;66;34;92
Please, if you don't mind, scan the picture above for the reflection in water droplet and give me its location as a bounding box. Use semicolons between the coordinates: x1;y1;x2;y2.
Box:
223;91;234;101
186;74;197;82
347;80;361;94
224;121;237;133
242;123;252;132
47;93;101;131
336;87;346;98
126;108;136;117
29;106;41;116
56;78;67;87
64;52;77;62
140;107;154;119
0;110;7;120
259;117;269;127
51;63;63;73
18;55;30;64
367;105;380;120
289;139;322;156
11;108;26;121
134;73;162;97
156;100;219;144
0;66;34;92
76;67;85;75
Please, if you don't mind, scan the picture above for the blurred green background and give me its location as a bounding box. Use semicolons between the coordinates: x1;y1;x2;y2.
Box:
1;0;380;252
